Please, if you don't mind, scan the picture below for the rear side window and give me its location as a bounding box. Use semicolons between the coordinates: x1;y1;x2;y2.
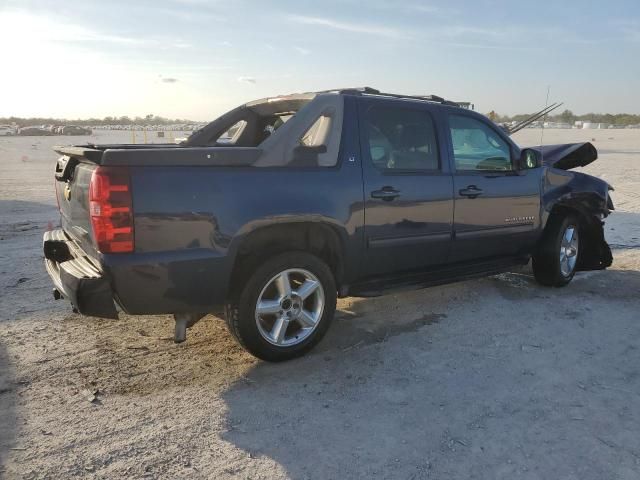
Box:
365;105;439;171
449;114;512;171
300;115;332;147
216;120;246;145
290;111;338;167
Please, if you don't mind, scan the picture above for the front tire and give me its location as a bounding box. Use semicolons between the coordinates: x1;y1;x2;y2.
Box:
225;252;337;361
533;214;580;287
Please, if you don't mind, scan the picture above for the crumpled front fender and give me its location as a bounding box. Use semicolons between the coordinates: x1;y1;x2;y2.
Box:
541;169;613;271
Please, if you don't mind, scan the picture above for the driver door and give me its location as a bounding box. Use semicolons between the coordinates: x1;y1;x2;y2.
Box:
447;113;541;262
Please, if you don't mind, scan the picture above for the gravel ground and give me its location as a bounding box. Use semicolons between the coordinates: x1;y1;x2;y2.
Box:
0;129;639;479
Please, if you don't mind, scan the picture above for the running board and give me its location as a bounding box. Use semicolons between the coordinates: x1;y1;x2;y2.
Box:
348;256;529;297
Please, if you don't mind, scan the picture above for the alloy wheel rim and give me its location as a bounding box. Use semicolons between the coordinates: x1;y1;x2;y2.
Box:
255;268;325;347
560;225;579;277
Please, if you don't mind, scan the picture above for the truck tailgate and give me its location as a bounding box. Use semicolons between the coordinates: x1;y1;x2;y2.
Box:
53;147;103;261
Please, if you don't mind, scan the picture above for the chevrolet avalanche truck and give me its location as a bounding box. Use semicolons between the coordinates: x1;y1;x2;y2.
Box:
44;87;613;361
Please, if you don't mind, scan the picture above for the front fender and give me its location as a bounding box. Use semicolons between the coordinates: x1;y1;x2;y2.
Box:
541;168;611;228
541;168;613;271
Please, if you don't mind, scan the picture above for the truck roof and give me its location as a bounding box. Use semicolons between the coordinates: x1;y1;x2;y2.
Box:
246;87;462;111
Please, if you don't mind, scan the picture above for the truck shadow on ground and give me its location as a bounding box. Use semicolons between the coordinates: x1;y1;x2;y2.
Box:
0;342;17;475
219;267;640;479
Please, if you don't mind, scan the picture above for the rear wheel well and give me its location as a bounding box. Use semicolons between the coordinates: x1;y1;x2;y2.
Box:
228;223;343;297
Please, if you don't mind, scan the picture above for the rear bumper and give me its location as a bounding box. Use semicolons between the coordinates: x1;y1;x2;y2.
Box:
43;229;118;319
104;248;231;315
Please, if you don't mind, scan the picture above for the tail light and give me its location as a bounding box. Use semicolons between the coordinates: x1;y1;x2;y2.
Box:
89;166;134;253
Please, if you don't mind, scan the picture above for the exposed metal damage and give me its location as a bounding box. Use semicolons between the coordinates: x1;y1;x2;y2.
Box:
535;141;614;271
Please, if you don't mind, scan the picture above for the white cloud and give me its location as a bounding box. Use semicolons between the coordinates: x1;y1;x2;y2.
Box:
357;1;456;16
612;19;640;42
0;9;204;57
294;46;310;55
287;14;409;39
238;76;256;84
411;5;439;13
443;25;503;38
171;41;192;49
0;10;143;46
405;3;447;14
437;41;538;51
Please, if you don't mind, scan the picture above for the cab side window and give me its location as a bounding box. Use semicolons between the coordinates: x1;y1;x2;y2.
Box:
449;115;512;171
366;106;439;171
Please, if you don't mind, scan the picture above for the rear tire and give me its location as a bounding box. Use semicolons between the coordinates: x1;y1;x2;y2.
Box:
224;252;337;362
533;214;580;287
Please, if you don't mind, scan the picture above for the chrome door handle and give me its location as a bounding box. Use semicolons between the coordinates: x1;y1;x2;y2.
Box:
371;187;401;201
459;185;483;198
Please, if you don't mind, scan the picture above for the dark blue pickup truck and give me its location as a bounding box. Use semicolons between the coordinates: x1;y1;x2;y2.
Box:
44;87;613;361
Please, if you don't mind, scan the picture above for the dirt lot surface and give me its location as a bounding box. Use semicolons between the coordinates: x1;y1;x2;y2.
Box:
1;129;639;479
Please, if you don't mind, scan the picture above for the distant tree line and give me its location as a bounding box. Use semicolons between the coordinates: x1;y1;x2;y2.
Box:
489;109;640;126
0;114;199;127
4;110;640;127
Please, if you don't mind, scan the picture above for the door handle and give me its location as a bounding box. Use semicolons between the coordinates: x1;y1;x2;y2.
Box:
459;185;483;199
371;187;401;201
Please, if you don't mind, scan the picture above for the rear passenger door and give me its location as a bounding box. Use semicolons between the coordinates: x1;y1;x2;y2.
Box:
446;112;541;262
359;98;454;276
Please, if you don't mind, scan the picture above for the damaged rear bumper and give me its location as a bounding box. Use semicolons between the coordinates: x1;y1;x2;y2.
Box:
43;229;118;319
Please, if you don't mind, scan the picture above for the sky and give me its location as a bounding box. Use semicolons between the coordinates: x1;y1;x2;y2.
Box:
1;0;639;121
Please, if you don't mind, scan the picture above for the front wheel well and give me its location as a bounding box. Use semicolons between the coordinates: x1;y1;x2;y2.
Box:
544;203;612;271
228;223;344;297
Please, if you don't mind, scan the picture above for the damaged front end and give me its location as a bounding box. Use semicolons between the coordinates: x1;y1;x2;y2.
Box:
536;141;614;272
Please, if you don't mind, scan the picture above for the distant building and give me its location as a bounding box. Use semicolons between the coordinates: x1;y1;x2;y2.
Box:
543;122;571;129
583;122;609;129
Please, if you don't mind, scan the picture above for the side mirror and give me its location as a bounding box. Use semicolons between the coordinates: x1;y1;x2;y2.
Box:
519;148;542;170
291;144;327;166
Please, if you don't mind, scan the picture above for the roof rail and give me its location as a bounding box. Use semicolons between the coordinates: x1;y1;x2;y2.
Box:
334;87;460;107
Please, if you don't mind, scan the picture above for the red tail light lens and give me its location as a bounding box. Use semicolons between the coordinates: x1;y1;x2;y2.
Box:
89;166;134;253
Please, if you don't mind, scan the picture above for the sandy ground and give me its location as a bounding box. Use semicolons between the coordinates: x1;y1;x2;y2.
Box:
0;128;639;479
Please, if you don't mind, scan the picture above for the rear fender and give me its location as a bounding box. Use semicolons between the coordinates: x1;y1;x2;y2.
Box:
226;218;352;291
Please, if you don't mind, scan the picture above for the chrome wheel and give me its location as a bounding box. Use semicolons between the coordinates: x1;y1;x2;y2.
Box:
559;225;579;277
255;268;325;347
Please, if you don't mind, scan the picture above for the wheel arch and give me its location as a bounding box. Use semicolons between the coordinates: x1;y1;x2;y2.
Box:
227;220;347;297
540;196;612;271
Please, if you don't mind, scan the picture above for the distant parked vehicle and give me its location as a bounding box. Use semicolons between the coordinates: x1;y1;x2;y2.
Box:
0;125;16;136
61;125;92;135
19;126;53;136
